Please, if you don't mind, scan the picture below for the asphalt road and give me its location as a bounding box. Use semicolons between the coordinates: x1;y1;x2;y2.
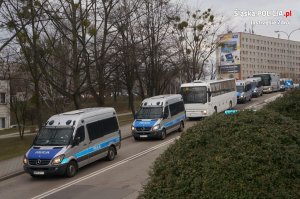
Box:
0;92;282;199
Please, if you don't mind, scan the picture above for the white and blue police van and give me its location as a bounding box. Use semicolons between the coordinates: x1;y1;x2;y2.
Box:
236;80;252;103
23;108;121;177
131;95;186;140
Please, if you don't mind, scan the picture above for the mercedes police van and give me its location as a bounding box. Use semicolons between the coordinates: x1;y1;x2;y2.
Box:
23;108;121;178
236;80;252;103
131;95;186;140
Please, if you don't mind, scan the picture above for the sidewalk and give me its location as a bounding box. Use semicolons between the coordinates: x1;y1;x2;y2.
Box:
0;122;133;181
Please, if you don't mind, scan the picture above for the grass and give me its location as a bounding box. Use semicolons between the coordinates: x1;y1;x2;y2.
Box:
0;126;37;136
0;135;35;161
118;114;134;126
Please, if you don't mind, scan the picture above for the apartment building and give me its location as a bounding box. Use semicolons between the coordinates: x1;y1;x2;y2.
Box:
0;80;10;129
217;32;300;82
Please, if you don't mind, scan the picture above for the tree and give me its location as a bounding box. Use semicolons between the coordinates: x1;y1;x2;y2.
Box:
173;9;223;82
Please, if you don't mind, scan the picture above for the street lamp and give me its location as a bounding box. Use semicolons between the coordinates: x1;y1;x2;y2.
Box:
274;28;300;40
274;28;300;79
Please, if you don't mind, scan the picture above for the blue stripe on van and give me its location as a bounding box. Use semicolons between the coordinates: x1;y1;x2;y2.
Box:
163;115;186;128
61;136;120;164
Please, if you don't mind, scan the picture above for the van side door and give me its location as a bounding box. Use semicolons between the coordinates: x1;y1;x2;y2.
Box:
73;126;90;167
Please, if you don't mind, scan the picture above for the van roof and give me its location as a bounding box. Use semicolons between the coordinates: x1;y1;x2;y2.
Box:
141;94;182;107
45;107;116;127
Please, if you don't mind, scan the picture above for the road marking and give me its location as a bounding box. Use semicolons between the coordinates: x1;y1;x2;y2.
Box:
31;137;179;199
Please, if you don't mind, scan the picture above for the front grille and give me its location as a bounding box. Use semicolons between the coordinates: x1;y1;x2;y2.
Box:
136;127;152;131
29;159;51;166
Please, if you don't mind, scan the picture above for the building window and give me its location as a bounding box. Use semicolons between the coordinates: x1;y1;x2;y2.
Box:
0;93;5;104
0;118;5;128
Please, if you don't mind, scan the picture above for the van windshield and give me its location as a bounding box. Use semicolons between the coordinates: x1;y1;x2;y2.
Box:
135;107;163;119
254;74;271;86
34;127;74;146
236;85;244;93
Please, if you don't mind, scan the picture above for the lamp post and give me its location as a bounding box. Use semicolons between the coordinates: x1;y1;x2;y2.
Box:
274;28;300;40
274;28;300;79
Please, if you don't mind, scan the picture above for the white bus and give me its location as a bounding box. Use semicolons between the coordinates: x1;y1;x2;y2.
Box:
252;73;280;93
180;79;237;118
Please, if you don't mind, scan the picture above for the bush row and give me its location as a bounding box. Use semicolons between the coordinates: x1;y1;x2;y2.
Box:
139;91;300;199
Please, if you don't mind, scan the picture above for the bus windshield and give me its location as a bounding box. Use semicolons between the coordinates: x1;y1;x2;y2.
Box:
254;74;271;86
34;127;74;146
135;107;163;119
236;85;244;93
181;86;207;104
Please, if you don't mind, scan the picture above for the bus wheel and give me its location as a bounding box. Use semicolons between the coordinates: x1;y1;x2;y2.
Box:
229;101;233;109
106;146;116;161
160;129;166;140
65;161;77;178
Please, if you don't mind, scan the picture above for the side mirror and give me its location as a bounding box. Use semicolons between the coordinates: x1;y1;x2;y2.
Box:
72;137;80;146
208;89;211;102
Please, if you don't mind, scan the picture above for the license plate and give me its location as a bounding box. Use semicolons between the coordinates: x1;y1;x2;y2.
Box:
33;171;45;175
140;135;148;138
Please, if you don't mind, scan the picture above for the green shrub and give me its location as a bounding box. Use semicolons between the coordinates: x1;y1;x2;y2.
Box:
139;97;300;198
264;90;300;121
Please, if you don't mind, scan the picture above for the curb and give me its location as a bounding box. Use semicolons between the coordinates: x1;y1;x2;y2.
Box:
0;134;134;182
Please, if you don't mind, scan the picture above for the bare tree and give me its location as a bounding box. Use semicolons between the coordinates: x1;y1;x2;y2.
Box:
172;9;223;82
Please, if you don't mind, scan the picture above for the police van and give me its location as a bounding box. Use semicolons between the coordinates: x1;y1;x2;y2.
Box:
23;108;121;177
131;95;186;140
246;77;263;97
236;80;252;103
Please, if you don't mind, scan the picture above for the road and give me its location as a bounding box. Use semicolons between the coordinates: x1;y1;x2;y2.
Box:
0;92;281;199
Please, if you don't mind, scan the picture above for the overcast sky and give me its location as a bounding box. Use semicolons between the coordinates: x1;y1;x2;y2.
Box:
180;0;300;41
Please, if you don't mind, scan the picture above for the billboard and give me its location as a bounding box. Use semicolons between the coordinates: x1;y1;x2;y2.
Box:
219;33;240;66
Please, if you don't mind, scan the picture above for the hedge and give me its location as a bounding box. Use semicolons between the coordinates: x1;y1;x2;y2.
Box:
139;91;300;199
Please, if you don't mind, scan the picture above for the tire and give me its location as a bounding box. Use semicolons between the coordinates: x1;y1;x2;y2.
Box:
134;136;140;141
106;146;116;161
160;129;166;140
214;106;217;113
178;121;184;132
65;161;77;178
229;101;233;109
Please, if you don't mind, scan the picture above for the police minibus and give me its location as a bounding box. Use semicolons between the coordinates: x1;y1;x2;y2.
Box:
131;95;186;140
236;80;252;103
23;108;121;177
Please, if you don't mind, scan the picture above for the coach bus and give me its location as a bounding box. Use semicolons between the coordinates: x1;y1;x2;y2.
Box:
252;73;280;93
180;79;237;118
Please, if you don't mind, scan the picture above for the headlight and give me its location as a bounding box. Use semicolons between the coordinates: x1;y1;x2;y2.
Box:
23;156;28;165
131;125;135;131
52;154;65;165
152;124;160;131
202;110;207;115
268;88;272;91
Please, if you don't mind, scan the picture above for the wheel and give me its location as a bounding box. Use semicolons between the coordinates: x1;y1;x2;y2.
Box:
65;161;77;178
160;129;166;140
106;146;116;161
249;97;252;101
229;101;233;109
134;136;140;141
178;121;184;132
214;106;217;113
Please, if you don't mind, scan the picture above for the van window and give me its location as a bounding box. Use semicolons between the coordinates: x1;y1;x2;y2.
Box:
169;101;185;116
75;126;85;143
102;117;119;134
87;117;119;141
87;121;102;140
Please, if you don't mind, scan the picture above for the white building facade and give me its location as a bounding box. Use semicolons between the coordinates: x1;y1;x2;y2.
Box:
217;32;300;82
0;80;10;129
